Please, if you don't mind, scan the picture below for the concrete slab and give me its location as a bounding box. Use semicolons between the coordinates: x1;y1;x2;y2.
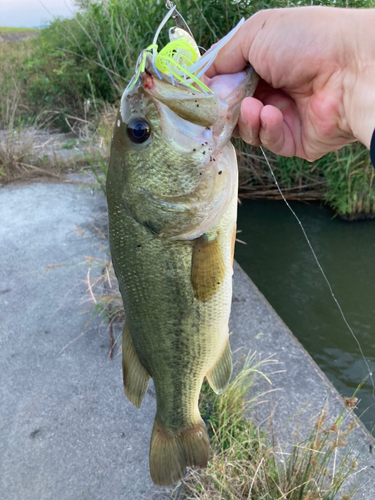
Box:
0;180;168;500
1;179;374;499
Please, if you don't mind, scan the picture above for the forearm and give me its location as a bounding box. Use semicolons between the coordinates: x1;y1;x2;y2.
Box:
343;9;375;149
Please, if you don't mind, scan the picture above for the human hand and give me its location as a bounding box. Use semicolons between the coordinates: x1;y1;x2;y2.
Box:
206;7;375;160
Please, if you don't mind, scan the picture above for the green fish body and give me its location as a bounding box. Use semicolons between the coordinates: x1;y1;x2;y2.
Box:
106;35;258;485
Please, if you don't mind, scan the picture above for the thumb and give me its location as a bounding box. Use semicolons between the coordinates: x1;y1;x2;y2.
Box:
205;11;268;77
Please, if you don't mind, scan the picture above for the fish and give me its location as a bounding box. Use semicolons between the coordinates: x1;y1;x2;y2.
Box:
106;10;258;486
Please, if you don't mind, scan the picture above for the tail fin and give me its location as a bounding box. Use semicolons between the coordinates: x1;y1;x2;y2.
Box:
149;419;209;486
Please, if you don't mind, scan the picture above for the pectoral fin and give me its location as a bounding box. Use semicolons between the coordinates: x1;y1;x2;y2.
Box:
191;234;225;302
122;322;150;408
206;340;232;394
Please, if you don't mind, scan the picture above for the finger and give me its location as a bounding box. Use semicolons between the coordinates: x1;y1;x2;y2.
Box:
258;105;290;155
238;97;263;146
255;87;304;157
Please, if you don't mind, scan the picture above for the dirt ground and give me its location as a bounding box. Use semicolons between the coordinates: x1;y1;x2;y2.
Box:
0;31;40;44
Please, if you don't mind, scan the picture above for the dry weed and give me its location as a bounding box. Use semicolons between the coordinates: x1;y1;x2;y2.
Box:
0;126;64;182
95;103;116;159
84;255;124;326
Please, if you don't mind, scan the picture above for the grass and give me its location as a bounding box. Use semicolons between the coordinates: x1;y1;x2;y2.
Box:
237;144;375;217
0;127;43;181
0;34;114;185
0;118;108;184
0;39;35;128
0;27;40;33
237;143;327;202
175;357;362;500
323;144;375;218
85;256;124;327
0;29;116;184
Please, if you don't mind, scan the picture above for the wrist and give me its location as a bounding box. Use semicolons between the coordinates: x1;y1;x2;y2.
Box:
343;9;375;149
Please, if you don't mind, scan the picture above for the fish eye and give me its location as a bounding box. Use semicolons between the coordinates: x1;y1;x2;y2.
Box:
126;118;151;144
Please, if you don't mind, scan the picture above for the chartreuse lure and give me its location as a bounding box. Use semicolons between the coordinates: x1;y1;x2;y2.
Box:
128;39;212;94
127;5;244;94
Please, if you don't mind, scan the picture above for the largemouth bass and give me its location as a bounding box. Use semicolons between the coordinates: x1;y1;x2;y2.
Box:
106;13;258;486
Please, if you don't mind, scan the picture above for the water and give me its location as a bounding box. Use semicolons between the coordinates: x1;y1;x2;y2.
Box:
235;199;375;432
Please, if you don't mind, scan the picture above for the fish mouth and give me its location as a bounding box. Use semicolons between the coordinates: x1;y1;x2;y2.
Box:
138;63;258;131
139;67;220;128
120;8;259;131
120;62;258;155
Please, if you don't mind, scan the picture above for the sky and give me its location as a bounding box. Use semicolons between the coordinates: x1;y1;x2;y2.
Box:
1;0;78;28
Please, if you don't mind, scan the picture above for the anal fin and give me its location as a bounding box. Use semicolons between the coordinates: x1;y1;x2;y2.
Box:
122;322;150;408
206;340;232;394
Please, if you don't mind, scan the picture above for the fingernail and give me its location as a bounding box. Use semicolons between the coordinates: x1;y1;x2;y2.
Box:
260;117;267;131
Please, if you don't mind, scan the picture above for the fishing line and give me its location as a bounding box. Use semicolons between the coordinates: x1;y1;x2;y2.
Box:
260;146;375;398
173;472;186;500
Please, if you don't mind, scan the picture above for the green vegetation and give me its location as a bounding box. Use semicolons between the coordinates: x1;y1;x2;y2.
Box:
176;357;361;499
0;27;40;33
238;143;375;218
0;38;34;128
1;0;375;215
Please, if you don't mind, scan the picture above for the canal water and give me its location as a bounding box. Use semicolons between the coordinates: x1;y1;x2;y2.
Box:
235;199;375;432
